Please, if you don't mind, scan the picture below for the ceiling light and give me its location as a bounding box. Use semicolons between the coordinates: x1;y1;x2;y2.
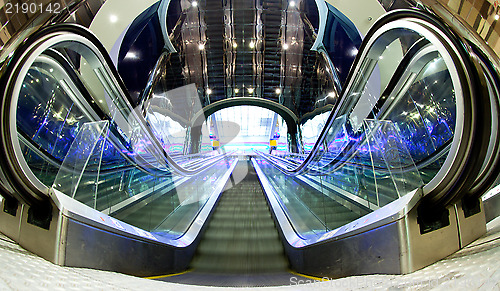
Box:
249;41;255;49
282;43;289;50
234;88;239;94
206;88;212;94
233;42;238;48
192;1;198;7
109;14;118;23
125;52;138;59
198;43;205;50
290;1;296;7
328;91;336;98
275;88;282;94
495;14;500;21
247;88;254;94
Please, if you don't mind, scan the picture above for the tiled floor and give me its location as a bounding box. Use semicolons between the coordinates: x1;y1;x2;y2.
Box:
0;217;498;290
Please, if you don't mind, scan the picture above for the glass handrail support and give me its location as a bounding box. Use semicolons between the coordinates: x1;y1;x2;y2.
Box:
50;152;238;246
252;157;423;247
254;118;422;242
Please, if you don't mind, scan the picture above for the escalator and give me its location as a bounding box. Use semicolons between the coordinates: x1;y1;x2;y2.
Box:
0;23;229;207
0;19;240;276
259;8;497;214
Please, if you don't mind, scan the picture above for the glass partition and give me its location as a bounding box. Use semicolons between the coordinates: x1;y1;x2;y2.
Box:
50;119;237;237
256;119;422;237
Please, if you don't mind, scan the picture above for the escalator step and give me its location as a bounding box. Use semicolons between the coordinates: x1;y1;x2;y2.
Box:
191;160;288;274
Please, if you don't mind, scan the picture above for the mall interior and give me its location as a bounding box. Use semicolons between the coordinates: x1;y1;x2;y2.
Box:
0;0;499;288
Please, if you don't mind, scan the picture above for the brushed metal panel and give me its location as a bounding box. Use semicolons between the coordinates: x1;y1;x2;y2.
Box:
64;218;197;277
289;221;403;278
0;199;23;241
18;201;63;264
483;193;500;222
455;200;487;247
402;203;460;273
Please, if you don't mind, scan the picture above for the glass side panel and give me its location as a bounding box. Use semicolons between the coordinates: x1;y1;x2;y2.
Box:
254;158;329;236
257;119;422;236
17;64;92;162
50;116;237;237
112;158;236;237
52;121;109;203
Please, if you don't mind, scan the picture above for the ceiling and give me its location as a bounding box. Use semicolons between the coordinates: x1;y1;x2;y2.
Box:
86;0;387;131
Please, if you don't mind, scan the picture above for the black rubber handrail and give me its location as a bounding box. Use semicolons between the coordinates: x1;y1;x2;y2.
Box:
0;24;231;204
38;49;225;175
463;41;500;200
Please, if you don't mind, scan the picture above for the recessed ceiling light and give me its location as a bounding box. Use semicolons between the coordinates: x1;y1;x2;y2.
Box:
290;1;296;7
125;52;138;59
109;14;118;23
192;1;198;7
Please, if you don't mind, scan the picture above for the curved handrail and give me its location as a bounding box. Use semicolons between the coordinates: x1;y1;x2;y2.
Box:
0;24;231;204
261;9;491;210
463;41;500;199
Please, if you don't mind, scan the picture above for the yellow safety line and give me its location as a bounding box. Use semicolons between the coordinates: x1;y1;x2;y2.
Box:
289;270;330;282
144;269;192;280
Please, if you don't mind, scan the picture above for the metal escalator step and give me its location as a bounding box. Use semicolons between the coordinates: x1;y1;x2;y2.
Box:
192;253;288;273
217;201;269;209
191;160;288;273
196;239;285;256
203;228;280;240
208;219;276;229
212;211;272;221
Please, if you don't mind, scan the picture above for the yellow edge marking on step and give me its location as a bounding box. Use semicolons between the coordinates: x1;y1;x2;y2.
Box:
289;270;330;282
144;269;192;279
